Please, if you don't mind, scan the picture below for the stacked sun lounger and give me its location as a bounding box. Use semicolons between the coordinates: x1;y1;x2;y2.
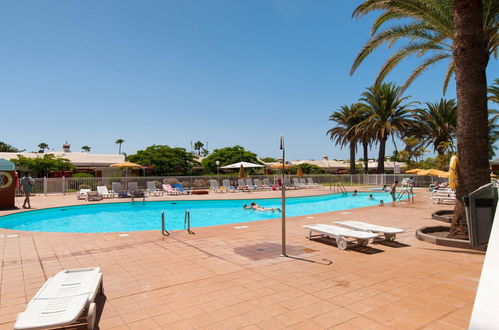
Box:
432;189;456;204
303;220;404;250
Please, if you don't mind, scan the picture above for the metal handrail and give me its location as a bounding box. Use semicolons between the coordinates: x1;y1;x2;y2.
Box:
161;210;169;236
184;209;194;234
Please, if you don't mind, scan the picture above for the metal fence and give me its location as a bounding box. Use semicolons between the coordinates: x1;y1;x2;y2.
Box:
27;174;444;195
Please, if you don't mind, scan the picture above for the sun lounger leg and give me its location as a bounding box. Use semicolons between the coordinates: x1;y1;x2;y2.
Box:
336;237;347;250
87;302;96;330
357;239;368;247
307;230;312;240
384;233;396;241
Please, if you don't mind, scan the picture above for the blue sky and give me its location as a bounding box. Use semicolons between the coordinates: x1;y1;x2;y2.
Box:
1;0;497;160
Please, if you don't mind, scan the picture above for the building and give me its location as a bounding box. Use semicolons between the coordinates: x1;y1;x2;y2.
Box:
290;156;406;173
0;148;125;177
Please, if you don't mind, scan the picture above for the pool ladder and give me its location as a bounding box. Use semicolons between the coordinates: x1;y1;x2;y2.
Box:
131;194;146;206
334;183;347;194
161;209;194;236
397;187;415;202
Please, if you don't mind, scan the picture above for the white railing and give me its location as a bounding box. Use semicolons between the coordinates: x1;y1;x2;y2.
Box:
28;174;442;195
469;196;499;329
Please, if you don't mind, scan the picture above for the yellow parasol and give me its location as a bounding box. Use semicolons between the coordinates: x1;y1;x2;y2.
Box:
110;161;142;168
296;166;304;177
405;168;424;174
238;164;247;179
111;161;142;177
449;155;458;189
416;169;449;177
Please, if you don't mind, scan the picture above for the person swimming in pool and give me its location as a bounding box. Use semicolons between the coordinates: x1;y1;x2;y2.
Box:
243;202;281;212
368;194;374;200
353;190;358;196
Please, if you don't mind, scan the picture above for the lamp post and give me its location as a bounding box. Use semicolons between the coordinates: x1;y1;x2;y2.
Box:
280;136;287;257
215;160;220;178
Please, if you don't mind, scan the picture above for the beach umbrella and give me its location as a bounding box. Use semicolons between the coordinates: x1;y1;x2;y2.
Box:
296;166;304;177
110;161;142;177
110;161;142;168
416;169;448;177
449;155;458;189
238;164;247;179
220;161;263;169
405;168;423;174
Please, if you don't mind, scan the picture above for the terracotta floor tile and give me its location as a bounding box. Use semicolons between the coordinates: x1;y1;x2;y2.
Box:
0;189;485;329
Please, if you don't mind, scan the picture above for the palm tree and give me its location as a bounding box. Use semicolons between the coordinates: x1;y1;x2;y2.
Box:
488;78;499;104
415;99;457;156
352;0;496;238
351;0;498;94
327;104;366;173
449;0;491;238
359;82;417;173
81;146;91;153
193;141;204;156
352;106;373;173
38;143;49;153
115;139;125;154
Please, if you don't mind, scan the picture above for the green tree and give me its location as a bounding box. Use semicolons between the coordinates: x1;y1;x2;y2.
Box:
358;83;417;173
327;103;367;174
291;163;324;174
351;0;498;94
12;154;73;177
81;146;91;152
128;145;198;175
115;139;125;154
202;146;261;173
415;98;457;156
260;157;278;163
0;141;19;152
38;143;49;153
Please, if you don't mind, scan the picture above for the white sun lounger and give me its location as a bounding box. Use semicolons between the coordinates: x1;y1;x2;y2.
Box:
334;220;404;241
97;186;114;198
76;189;91;200
14;267;103;330
302;224;378;250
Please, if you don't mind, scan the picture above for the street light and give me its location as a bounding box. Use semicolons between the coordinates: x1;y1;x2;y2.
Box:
280;136;287;257
215;160;220;178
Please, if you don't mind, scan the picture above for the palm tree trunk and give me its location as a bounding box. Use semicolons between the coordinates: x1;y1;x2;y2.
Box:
119;144;122;155
377;137;386;174
450;0;490;239
363;142;368;173
349;142;356;174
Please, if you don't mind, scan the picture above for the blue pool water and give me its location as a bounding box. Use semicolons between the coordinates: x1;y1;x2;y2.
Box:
0;192;396;233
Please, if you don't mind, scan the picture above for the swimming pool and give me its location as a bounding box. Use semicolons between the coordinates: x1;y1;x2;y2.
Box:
0;192;396;233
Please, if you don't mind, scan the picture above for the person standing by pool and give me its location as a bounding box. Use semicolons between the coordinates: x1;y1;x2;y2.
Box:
20;172;35;209
390;181;398;202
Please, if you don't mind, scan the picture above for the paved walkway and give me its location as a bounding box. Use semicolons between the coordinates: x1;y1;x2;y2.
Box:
0;188;483;329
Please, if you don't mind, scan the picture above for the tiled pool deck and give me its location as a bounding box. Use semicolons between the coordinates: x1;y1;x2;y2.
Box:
0;188;483;329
